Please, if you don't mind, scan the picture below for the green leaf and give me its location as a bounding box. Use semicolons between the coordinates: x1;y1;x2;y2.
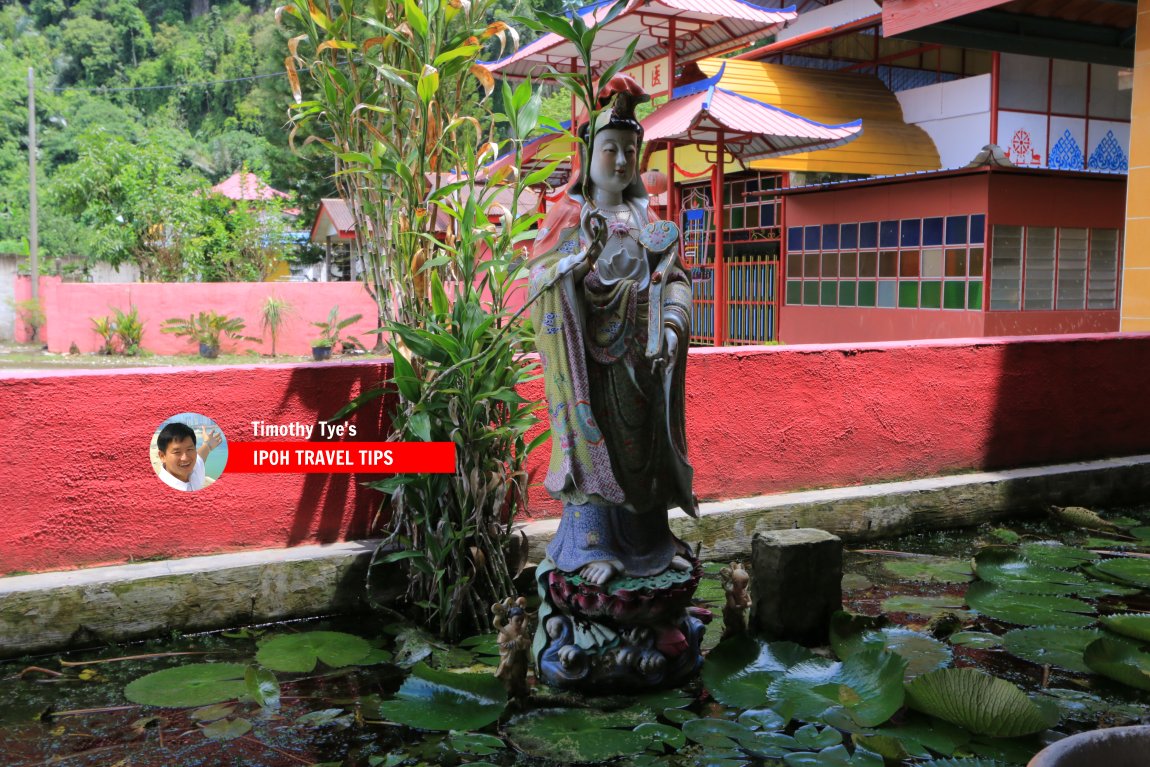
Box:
830;614;952;681
964;581;1095;627
793;724;843;749
973;547;1091;595
948;631;1003;649
681;717;756;749
390;345;421;401
430;271;450;318
1100;612;1150;641
202;717;252;740
1092;557;1150;588
904;668;1060;737
881;594;968;618
404;0;428;37
634;722;685;751
408;411;432;442
882;557;973;584
737;708;787;731
447;731;505;755
702;635;814;708
125;664;248;708
245;665;280;709
766;648;906;728
506;708;648;763
255;631;372;673
417;64;441;104
1083;636;1150;690
297;708;350;727
378;663;506;731
1020;543;1099;569
918;760;1014;767
1001;627;1103;673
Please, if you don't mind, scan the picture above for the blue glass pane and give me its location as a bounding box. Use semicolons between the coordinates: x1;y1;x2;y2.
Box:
880;220;899;248
900;219;921;248
822;224;839;250
859;222;878;249
945;216;968;245
923;217;943;246
788;227;803;252
877;280;897;308
762;204;776;227
840;223;858;250
970;214;986;244
804;225;821;251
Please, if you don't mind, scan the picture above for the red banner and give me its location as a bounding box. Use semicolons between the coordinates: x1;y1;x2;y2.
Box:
227;442;456;474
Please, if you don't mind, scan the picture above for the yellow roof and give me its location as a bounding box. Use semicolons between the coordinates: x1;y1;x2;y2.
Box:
692;58;940;176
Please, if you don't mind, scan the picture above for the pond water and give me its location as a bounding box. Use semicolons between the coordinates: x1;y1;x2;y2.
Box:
3;509;1149;767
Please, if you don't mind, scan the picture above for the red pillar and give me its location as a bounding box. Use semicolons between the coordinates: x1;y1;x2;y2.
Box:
714;132;726;347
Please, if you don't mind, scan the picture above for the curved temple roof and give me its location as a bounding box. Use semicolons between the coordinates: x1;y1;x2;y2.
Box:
485;0;797;80
642;64;863;161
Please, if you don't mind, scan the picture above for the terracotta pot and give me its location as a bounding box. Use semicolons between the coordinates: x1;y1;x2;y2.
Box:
1027;725;1150;767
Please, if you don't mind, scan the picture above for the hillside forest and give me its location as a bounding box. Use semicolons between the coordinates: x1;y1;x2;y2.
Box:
0;0;561;281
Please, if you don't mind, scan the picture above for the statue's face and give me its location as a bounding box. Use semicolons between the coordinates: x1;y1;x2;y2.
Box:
589;127;639;196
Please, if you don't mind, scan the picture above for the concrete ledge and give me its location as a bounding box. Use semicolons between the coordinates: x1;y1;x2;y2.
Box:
4;455;1148;659
0;541;376;659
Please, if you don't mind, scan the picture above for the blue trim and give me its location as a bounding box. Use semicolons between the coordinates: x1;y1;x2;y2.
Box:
672;62;725;100
724;0;796;15
701;85;717;111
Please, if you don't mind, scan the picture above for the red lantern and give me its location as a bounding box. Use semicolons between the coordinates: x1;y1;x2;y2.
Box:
642;170;668;196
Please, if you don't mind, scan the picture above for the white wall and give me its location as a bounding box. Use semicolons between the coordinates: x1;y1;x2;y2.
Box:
777;0;880;41
897;75;993;169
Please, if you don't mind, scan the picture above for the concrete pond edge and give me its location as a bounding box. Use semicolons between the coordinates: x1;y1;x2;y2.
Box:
3;454;1149;658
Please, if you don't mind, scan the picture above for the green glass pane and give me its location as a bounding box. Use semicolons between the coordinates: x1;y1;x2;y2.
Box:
943;281;965;309
786;280;802;305
921;281;941;308
839;281;857;306
898;280;919;308
821;280;838;306
857;281;877;307
803;280;819;305
968;280;984;310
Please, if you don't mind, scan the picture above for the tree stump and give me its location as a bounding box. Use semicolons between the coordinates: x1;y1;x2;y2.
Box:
749;528;843;646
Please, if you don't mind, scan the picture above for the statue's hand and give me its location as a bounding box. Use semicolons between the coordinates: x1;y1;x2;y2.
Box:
651;326;679;375
580;208;609;264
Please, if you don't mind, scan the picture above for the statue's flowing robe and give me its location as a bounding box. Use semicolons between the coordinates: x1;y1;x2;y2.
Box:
529;193;695;577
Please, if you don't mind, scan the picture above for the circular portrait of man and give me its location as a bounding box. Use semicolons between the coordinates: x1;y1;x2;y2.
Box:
150;413;228;492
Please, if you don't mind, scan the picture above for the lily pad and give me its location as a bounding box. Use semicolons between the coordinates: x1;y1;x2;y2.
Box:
447;732;505;755
919;761;1014;767
881;595;969;618
634;722;685;751
1037;687;1146;723
245;665;280;709
1100;613;1150;642
794;724;843;749
965;582;1095;627
506;708;649;763
202;717;252;740
377;662;507;731
738;708;787;731
973;548;1090;594
948;631;1002;649
1092;558;1150;588
1001;627;1103;673
1020;543;1098;569
767;648;906;728
255;631;371;673
682;717;756;748
841;573;874;591
125;663;248;708
702;635;814;708
904;668;1060;737
1083;636;1150;691
883;557;973;584
830;613;951;680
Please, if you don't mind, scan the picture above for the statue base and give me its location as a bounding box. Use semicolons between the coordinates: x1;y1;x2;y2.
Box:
533;556;709;692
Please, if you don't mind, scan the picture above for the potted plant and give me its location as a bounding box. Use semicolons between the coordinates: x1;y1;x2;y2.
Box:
260;295;293;357
311;306;362;361
161;311;258;359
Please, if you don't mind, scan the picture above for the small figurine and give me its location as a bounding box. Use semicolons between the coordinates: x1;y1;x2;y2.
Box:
492;597;532;702
719;561;751;640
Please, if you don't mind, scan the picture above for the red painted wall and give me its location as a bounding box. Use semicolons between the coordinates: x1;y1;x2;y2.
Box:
14;277;381;356
3;333;1150;575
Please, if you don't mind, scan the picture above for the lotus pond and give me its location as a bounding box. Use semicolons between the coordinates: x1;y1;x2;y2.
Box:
3;509;1150;767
